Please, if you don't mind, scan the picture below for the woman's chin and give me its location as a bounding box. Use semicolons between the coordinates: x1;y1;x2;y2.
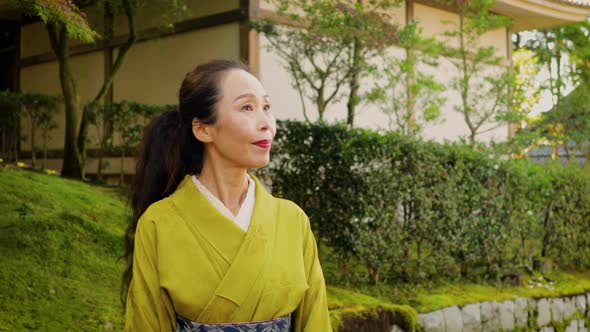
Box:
246;157;270;169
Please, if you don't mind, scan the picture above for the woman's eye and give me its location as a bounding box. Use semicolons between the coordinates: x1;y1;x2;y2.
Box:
241;104;253;111
264;104;271;111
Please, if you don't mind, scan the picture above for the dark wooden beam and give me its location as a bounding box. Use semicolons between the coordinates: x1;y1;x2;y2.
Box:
406;0;414;24
20;9;247;67
19;147;136;159
240;0;261;77
413;0;456;14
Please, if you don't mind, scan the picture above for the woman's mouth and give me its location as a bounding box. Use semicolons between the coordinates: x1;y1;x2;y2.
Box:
253;140;272;149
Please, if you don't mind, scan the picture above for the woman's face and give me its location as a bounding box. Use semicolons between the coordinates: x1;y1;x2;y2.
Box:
195;69;276;170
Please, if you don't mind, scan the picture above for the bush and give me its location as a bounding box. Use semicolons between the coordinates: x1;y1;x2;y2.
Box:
266;120;590;284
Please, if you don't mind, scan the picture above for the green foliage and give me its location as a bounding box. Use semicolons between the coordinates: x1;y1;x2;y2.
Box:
563;18;590;83
435;0;513;144
518;20;590;159
0;91;61;167
252;0;399;122
269;120;590;285
0;91;22;160
11;0;98;42
493;49;543;157
86;100;174;183
366;21;446;135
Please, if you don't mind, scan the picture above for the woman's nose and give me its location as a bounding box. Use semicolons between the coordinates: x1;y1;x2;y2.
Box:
257;109;273;131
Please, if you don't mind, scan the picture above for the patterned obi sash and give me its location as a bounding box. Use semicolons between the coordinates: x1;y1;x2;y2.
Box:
175;314;292;332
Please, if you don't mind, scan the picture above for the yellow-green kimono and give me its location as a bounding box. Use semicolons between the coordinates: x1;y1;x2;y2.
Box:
124;174;332;332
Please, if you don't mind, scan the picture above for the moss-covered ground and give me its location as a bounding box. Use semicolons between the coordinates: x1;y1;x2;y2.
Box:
346;270;590;313
0;165;129;330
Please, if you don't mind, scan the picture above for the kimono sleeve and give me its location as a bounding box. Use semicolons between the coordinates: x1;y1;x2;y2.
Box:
293;212;333;332
124;214;176;332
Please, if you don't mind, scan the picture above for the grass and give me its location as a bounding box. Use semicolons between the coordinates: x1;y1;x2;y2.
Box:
1;164;588;331
0;165;129;331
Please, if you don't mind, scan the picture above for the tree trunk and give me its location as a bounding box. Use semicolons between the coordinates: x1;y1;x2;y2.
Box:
97;143;105;180
317;92;326;122
541;201;553;258
47;23;82;178
30;119;36;168
405;46;417;136
457;13;476;146
98;120;114;180
120;142;125;186
416;240;421;276
2;128;6;159
347;36;361;127
13;113;19;162
563;141;570;162
43;130;48;169
77;0;136;179
370;266;380;285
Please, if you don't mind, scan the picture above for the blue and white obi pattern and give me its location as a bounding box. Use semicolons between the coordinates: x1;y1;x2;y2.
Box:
175;315;292;332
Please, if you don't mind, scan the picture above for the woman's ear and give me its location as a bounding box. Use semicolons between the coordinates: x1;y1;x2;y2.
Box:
192;118;214;143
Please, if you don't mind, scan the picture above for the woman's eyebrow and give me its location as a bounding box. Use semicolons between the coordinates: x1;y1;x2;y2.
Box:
233;93;270;102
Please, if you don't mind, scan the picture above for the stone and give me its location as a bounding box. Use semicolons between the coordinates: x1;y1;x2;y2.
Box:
580;319;588;332
563;297;577;321
481;301;501;332
443;306;463;332
461;303;481;332
540;327;555;332
514;297;529;327
551;298;565;323
391;325;403;332
537;298;551;327
418;310;445;332
565;320;579;332
575;295;587;317
498;300;515;331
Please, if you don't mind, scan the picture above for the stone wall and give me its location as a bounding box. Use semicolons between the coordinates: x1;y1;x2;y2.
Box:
418;292;590;332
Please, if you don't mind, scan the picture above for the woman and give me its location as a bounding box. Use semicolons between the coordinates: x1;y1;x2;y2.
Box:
122;60;332;332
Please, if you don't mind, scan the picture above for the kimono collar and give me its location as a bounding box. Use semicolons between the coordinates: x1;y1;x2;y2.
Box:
168;173;276;264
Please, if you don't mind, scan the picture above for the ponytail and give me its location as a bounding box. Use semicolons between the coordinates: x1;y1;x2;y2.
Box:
121;109;188;306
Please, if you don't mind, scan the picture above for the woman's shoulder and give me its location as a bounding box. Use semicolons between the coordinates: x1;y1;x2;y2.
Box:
275;197;306;216
136;197;177;227
273;197;311;229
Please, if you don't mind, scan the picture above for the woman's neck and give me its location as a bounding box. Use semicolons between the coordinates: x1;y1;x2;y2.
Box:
197;161;249;216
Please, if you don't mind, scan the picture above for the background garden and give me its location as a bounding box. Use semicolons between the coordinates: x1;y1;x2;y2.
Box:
1;0;590;331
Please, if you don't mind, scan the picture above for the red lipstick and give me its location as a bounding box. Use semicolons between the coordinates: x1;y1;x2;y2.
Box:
254;139;272;149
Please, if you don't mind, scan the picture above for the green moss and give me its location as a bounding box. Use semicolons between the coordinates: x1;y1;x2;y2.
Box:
328;286;418;331
551;320;566;332
0;166;127;330
337;271;590;313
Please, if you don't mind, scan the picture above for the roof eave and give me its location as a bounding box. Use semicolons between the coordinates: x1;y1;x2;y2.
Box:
493;0;590;31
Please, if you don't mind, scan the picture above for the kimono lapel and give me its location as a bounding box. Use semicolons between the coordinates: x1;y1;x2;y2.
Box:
196;174;278;323
169;175;245;264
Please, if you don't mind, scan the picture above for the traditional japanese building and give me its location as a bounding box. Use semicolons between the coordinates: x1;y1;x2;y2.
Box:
0;0;589;176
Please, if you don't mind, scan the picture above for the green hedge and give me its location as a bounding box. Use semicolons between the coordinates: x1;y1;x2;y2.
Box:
266;120;590;284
